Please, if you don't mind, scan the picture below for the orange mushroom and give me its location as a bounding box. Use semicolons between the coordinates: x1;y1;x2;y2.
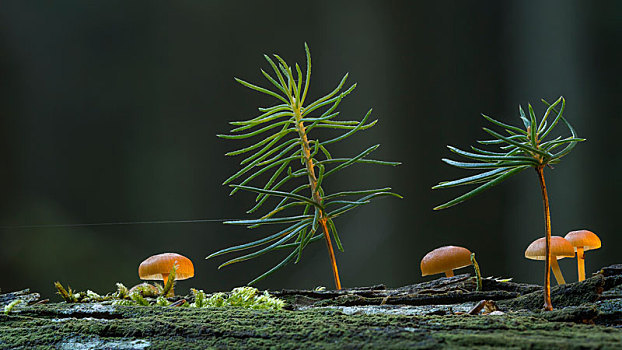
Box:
138;253;194;296
564;230;601;281
525;236;574;285
421;246;472;278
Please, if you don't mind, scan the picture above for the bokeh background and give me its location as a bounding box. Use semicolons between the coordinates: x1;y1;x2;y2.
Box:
1;1;620;299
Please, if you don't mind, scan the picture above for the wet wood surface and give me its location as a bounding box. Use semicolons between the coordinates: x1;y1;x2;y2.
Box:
1;265;621;349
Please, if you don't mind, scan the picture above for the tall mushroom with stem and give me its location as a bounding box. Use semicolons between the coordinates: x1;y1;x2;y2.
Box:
433;97;583;311
564;230;601;281
525;236;575;285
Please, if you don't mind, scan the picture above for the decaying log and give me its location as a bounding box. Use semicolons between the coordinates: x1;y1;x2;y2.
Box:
273;274;542;308
0;265;621;348
2;300;621;349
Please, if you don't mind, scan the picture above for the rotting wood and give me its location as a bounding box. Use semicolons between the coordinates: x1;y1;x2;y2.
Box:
1;265;621;348
273;274;541;308
499;274;605;311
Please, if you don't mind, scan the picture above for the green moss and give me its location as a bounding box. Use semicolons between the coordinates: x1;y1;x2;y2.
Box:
2;302;621;349
190;286;286;310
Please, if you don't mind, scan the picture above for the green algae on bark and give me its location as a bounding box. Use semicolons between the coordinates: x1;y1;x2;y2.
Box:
2;303;622;349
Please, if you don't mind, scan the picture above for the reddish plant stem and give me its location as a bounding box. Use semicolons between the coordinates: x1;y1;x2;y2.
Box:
294;103;342;290
320;218;342;289
535;166;553;311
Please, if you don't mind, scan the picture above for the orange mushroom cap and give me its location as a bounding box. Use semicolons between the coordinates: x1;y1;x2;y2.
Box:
138;253;194;281
524;236;575;260
420;246;472;276
564;230;601;252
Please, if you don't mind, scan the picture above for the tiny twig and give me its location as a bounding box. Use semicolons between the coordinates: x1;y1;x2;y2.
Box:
467;300;497;315
169;299;187;307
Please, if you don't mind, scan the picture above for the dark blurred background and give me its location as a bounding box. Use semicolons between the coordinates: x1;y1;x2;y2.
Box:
1;1;620;299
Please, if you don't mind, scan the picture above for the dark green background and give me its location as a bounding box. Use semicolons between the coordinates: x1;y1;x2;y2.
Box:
1;1;620;298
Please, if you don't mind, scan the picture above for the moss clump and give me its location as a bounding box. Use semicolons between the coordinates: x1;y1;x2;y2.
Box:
54;281;285;311
113;286;285;310
190;287;285;310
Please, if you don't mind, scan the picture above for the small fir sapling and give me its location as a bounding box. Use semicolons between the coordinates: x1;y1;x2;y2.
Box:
433;97;583;311
207;44;401;289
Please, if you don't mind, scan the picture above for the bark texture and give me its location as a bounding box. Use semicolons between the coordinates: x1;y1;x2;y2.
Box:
1;265;621;349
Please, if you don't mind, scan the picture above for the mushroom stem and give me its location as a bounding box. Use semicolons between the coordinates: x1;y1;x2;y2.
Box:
550;258;566;285
444;270;454;277
576;247;585;281
535;166;553;311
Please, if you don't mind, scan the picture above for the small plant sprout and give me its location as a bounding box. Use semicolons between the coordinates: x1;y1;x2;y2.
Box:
420;246;476;278
564;230;601;281
433;97;584;311
54;281;78;303
470;253;483;291
3;299;24;314
208;44;401;289
115;283;130;299
525;236;575;285
138;253;194;296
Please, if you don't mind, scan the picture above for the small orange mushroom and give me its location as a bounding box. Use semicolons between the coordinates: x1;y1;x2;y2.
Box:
525;236;574;285
564;230;601;281
421;246;472;278
138;253;194;296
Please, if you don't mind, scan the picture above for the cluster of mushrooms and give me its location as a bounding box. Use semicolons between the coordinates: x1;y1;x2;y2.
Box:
525;229;601;284
421;229;601;285
136;230;600;298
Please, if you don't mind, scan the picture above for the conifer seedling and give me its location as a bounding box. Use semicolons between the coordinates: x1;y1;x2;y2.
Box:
207;44;401;289
433;97;583;310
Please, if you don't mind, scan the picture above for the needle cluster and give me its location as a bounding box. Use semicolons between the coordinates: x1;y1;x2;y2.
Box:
433;97;583;209
208;44;400;286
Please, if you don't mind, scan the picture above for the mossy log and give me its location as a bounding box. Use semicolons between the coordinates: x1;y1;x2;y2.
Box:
2;302;621;349
1;265;621;349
